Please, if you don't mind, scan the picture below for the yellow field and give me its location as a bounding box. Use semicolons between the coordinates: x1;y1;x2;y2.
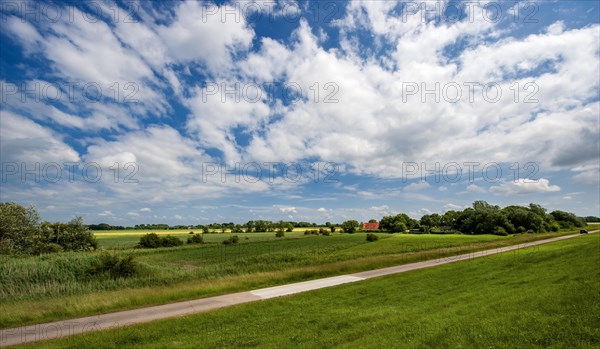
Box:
93;227;320;236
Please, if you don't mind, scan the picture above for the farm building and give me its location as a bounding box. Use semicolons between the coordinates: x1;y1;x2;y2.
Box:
362;222;380;230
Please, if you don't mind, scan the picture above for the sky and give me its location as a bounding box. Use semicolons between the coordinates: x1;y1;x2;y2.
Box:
0;0;599;225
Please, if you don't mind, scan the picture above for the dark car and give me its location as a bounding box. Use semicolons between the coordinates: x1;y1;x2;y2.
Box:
580;229;588;234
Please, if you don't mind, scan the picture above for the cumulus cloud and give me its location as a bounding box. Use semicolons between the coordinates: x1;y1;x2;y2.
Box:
0;111;80;164
467;184;487;193
490;179;561;195
2;2;598;222
278;206;297;213
404;181;430;192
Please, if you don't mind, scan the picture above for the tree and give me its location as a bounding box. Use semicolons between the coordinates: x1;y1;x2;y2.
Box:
368;219;378;223
340;220;359;233
440;210;459;228
54;217;98;251
0;202;40;253
550;210;585;228
379;213;417;233
420;213;441;228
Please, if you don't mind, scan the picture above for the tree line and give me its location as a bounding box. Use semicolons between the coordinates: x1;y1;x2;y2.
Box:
0;202;97;254
375;201;588;235
0;201;594;255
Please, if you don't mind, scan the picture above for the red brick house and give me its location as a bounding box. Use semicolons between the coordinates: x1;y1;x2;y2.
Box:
362;222;380;231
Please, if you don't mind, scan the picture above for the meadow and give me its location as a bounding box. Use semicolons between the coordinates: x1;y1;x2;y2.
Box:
0;229;583;329
13;232;599;348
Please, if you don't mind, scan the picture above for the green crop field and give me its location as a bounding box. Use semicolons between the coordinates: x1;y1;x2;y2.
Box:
93;230;313;249
14;233;599;349
0;230;583;329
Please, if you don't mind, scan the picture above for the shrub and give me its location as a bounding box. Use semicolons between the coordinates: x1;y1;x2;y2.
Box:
89;253;138;279
366;233;379;242
275;231;285;238
341;220;360;233
161;235;184;247
187;234;204;244
494;226;508;236
321;230;330;236
138;233;162;248
32;242;63;255
526;229;535;234
138;233;183;248
189;231;195;234
223;235;239;245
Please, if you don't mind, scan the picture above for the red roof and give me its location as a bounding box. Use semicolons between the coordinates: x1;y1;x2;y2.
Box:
362;222;379;230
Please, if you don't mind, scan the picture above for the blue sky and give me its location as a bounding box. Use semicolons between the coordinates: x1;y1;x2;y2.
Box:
1;0;599;225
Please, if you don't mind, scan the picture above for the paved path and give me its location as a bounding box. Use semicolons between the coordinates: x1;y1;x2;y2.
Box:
1;231;597;347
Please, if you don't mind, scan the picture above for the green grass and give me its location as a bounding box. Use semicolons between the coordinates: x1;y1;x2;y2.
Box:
0;230;582;328
94;230;314;249
15;233;599;348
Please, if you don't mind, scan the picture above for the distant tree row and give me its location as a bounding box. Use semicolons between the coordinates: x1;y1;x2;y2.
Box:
379;201;586;236
0;202;97;255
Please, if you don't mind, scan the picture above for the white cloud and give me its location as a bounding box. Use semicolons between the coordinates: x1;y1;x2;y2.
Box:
0;111;80;164
572;169;600;186
157;1;254;72
140;208;152;212
490;179;561;195
404;181;430;192
278;206;297;213
445;203;465;211
466;184;487;193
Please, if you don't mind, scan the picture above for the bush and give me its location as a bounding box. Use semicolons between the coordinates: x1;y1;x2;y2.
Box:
526;229;535;234
160;235;184;247
32;242;63;255
223;235;239;245
341;220;360;234
494;226;508;236
138;233;162;248
275;231;285;238
320;230;330;236
304;230;319;235
89;253;138;279
187;234;204;244
366;233;379;242
138;233;183;248
189;231;195;234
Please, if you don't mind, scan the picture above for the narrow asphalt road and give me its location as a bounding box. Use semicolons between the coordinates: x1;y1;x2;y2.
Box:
1;230;597;347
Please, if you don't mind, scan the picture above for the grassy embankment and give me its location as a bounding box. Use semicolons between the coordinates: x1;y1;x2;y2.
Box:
14;232;599;348
0;229;584;328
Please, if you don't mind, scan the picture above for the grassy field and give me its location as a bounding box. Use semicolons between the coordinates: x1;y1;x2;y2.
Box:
14;233;599;348
0;230;584;329
94;229;314;249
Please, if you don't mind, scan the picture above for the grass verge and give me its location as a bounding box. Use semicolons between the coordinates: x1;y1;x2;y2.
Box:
13;233;599;348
